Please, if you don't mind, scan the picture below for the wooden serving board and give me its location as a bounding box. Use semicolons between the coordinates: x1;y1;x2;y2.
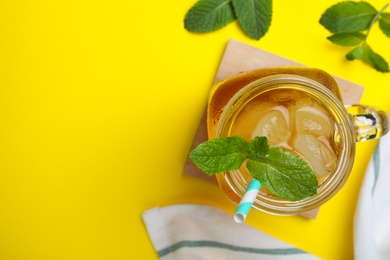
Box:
183;39;364;218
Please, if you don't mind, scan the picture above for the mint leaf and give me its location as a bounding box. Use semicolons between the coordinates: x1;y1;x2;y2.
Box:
361;44;390;72
184;0;236;33
327;32;366;46
346;43;389;72
189;136;247;175
247;136;269;161
320;1;377;33
346;45;364;60
232;0;272;40
379;13;390;37
246;147;317;201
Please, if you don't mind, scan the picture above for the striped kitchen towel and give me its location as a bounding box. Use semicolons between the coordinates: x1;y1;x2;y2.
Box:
142;204;319;259
354;134;390;260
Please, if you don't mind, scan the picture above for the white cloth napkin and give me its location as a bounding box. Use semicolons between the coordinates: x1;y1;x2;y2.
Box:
142;204;319;259
354;134;390;260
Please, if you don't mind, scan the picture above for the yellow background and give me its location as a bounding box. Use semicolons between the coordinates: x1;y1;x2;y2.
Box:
1;0;390;259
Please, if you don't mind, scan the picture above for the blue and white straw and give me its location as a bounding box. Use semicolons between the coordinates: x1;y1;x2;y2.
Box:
234;179;261;223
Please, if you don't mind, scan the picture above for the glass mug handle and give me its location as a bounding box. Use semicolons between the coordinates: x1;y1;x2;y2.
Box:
346;105;390;142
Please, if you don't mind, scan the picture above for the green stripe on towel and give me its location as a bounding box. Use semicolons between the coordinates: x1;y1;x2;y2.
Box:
158;240;308;257
372;141;380;195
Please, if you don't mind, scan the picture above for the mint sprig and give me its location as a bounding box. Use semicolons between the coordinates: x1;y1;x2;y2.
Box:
184;0;272;40
189;136;318;201
320;1;390;73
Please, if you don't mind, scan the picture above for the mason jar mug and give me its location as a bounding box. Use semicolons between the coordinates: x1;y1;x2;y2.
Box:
207;67;389;216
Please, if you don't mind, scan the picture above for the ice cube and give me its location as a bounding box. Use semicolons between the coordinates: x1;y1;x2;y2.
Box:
295;106;332;138
251;106;291;146
230;101;275;141
292;134;337;177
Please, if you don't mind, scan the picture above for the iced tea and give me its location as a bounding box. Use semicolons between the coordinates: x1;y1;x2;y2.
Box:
229;88;339;198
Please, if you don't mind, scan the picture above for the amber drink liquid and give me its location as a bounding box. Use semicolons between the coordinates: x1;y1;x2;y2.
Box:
229;88;339;198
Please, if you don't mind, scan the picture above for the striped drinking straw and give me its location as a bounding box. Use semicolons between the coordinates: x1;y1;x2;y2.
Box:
234;179;261;223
